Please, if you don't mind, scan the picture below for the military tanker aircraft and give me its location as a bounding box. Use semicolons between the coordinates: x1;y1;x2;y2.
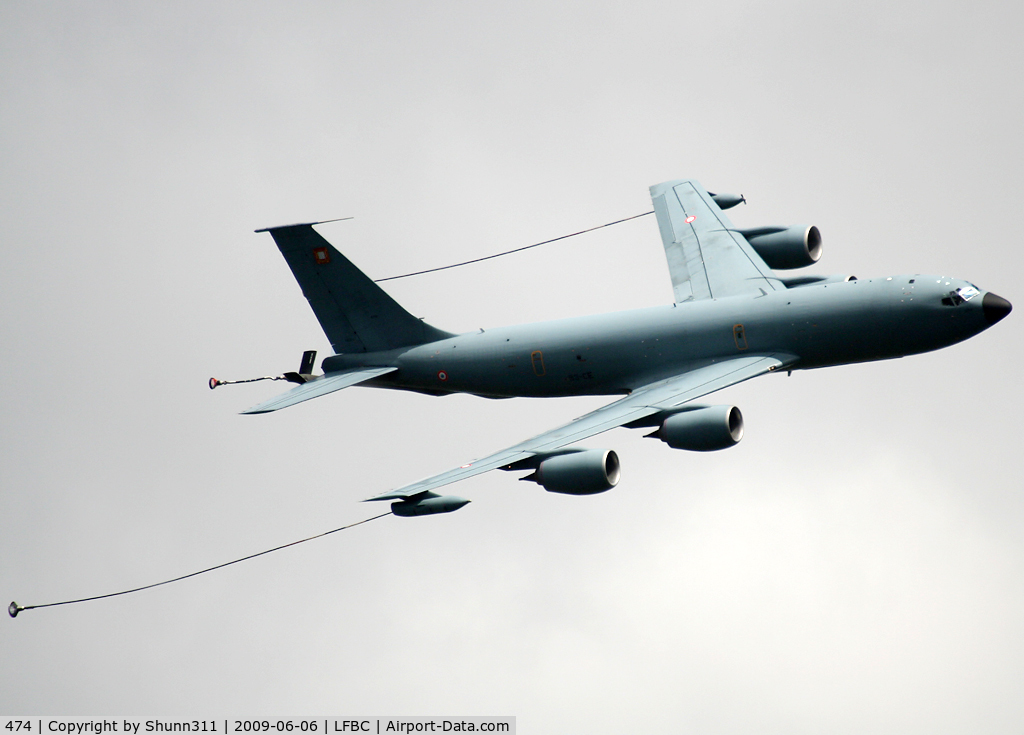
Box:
230;179;1011;517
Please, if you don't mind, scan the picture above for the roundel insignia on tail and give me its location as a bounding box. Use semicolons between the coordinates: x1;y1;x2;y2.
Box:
437;370;448;381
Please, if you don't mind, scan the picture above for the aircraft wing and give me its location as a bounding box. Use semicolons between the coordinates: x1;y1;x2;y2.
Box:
651;179;784;302
241;367;397;414
367;353;795;501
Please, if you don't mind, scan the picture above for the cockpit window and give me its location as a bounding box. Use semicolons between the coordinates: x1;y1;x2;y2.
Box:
942;286;981;306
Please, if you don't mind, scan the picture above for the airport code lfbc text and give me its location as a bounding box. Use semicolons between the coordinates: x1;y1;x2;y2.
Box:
3;721;513;735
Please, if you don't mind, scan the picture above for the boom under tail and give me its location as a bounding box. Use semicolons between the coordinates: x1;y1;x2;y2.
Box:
257;223;453;354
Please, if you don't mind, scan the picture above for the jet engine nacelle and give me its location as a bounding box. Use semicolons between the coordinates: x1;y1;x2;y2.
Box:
527;449;621;495
650;405;744;451
741;225;822;270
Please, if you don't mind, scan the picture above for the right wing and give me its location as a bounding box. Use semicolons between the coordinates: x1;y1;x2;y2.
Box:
367;353;796;501
241;367;397;414
651;179;784;302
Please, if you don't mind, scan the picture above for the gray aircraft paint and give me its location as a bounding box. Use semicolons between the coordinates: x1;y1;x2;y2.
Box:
322;275;994;400
251;179;1011;505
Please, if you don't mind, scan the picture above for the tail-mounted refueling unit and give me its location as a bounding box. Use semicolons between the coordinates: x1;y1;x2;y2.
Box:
209;350;319;390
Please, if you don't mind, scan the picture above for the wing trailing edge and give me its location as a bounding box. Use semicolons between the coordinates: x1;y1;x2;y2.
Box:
241;367;397;414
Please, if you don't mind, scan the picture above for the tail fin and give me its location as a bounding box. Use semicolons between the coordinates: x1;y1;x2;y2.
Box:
257;223;454;353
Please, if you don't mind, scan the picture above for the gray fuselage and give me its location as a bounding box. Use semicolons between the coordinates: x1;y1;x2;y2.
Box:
322;275;1003;398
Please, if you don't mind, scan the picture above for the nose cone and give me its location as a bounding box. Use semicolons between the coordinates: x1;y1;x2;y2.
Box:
983;292;1012;324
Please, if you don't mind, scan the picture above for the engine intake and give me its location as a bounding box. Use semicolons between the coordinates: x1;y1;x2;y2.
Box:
524;449;621;495
648;405;744;451
741;225;822;270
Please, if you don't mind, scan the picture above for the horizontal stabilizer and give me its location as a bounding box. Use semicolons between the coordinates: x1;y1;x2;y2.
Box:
241;367;396;414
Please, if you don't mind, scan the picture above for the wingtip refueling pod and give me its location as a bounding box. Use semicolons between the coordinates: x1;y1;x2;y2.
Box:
709;192;746;210
391;492;471;517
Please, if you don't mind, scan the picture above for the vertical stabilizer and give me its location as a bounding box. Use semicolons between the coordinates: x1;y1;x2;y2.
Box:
256;223;453;353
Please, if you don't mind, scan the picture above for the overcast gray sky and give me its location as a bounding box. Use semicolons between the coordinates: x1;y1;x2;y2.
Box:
2;1;1022;731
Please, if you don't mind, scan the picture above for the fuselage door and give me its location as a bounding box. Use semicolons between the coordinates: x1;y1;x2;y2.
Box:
733;324;748;350
531;350;546;376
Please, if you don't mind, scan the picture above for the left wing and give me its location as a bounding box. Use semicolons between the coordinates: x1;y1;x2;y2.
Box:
368;353;796;501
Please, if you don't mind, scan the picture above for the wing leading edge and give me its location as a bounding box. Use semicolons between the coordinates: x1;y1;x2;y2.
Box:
367;354;796;501
651;179;784;302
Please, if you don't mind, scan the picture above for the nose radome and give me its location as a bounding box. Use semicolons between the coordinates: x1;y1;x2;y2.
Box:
983;292;1012;324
